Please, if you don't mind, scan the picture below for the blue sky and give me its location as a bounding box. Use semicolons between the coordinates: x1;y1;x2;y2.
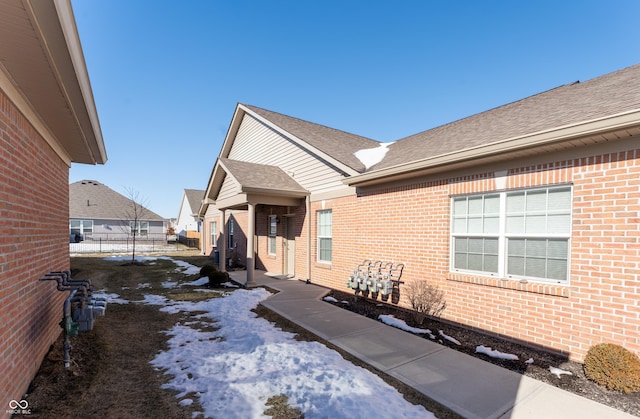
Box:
69;0;640;219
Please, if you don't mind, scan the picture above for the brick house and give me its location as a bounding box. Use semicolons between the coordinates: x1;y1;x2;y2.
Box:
0;0;106;412
200;64;640;362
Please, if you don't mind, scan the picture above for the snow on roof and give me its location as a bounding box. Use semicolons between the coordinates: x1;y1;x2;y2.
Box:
354;142;395;170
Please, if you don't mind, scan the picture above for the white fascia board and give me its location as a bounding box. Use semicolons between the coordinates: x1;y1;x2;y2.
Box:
346;109;640;187
239;104;360;177
53;0;106;164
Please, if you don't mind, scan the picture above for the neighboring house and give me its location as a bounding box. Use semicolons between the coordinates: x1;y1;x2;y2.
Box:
0;0;106;414
176;189;205;248
199;64;640;362
70;180;166;240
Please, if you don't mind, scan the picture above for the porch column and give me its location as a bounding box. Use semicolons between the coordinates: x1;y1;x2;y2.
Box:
245;202;256;287
219;209;226;272
306;195;311;282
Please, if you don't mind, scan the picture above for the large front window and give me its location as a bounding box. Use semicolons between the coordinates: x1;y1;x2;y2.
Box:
317;210;332;263
451;186;571;282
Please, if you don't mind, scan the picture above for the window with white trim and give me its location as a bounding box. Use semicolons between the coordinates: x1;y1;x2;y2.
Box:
451;186;571;282
210;221;217;248
268;215;277;255
70;220;93;237
317;210;332;263
228;219;234;249
129;221;149;236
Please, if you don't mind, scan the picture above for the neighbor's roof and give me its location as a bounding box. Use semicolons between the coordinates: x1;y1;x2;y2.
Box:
184;189;205;214
0;0;106;165
70;180;165;221
219;158;308;196
345;63;640;186
244;104;380;173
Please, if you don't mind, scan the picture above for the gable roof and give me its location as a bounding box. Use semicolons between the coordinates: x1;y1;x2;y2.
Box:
348;64;640;185
219;158;308;196
184;189;205;214
243;104;380;173
70;180;165;221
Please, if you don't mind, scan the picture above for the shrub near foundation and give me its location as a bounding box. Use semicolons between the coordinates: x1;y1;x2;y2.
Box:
584;343;640;393
200;264;230;287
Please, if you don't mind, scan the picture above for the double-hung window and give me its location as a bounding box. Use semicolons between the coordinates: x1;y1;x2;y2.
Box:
268;215;277;255
130;221;149;236
70;220;93;237
451;186;572;283
317;210;332;263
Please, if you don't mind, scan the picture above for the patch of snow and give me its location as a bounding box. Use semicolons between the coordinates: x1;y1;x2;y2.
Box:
137;283;151;289
323;296;338;303
162;281;179;288
475;345;519;361
221;281;239;288
182;277;209;287
379;315;436;339
354;142;395;170
141;294;169;306
93;292;129;305
438;330;461;345
549;366;573;378
151;289;435;419
525;358;534;364
340;300;349;304
179;399;193;407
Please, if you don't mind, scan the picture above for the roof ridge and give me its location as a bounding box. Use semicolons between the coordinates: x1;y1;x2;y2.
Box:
242;104;379;143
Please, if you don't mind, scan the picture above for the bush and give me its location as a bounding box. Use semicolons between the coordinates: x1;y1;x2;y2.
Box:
207;270;230;287
405;279;447;325
200;264;217;279
583;343;640;393
199;264;230;287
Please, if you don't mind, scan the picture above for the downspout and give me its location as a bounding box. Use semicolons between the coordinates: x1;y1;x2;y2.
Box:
306;195;311;283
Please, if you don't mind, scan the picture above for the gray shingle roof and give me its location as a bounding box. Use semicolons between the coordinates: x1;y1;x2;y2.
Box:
70;180;165;220
373;64;640;170
184;189;205;213
244;104;380;173
220;158;308;195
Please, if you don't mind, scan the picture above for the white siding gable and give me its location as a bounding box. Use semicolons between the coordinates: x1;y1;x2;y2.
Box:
228;114;347;194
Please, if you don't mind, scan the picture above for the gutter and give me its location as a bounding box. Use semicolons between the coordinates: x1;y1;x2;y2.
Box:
345;109;640;187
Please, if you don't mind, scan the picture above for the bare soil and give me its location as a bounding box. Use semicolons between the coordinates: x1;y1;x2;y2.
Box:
16;255;455;419
325;289;640;417
18;255;638;418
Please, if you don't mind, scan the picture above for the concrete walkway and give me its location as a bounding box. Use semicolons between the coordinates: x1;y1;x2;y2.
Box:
231;271;636;419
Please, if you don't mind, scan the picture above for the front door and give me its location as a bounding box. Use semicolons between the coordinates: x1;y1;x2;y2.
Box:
284;216;296;276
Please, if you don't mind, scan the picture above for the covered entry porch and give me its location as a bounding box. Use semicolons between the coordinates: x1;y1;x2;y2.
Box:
211;159;310;287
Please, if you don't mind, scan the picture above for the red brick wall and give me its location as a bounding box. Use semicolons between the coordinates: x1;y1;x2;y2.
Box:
0;89;69;408
308;143;640;362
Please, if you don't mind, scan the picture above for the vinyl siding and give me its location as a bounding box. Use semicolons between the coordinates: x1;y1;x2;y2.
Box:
228;114;347;194
218;173;239;202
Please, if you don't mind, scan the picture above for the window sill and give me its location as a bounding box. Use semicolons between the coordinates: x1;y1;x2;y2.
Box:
446;272;571;298
314;262;332;270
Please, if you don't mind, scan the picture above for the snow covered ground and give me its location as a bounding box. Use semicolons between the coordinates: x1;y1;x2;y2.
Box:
100;256;435;418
